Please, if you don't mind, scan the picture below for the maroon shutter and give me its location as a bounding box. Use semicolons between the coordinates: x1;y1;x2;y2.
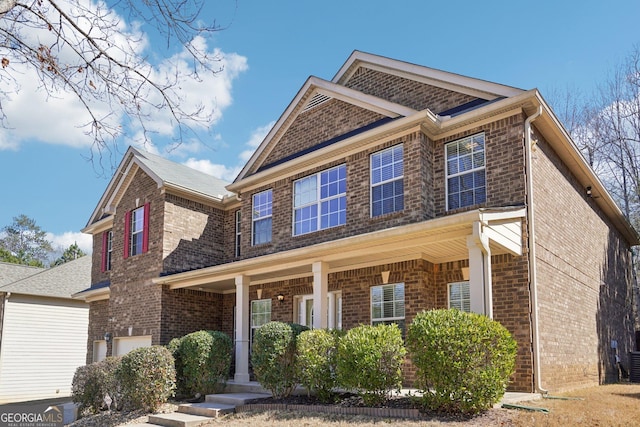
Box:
124;210;131;259
142;202;150;253
101;231;108;272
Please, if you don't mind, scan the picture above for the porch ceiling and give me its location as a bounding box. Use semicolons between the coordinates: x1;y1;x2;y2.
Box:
154;207;526;293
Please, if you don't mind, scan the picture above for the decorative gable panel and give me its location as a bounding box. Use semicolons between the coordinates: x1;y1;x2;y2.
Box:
343;68;478;114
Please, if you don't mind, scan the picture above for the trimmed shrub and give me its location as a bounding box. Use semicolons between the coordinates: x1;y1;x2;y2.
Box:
179;330;233;396
296;329;342;402
71;357;122;414
251;321;308;398
336;324;406;406
166;337;185;396
117;346;176;412
406;309;517;414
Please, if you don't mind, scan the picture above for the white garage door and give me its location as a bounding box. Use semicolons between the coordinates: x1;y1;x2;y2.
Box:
113;336;152;356
0;295;89;404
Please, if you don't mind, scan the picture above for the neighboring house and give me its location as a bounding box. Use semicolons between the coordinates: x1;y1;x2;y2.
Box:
75;51;639;393
0;256;90;403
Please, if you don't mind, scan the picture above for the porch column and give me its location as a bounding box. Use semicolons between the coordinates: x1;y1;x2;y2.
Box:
467;221;493;318
312;261;328;329
234;275;250;383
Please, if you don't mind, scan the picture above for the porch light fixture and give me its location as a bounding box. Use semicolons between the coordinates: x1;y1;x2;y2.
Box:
104;332;112;342
585;186;593;197
256;288;263;299
277;293;285;302
381;270;390;284
461;267;470;281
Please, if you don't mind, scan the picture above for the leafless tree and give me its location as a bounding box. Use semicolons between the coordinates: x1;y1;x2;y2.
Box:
0;0;230;171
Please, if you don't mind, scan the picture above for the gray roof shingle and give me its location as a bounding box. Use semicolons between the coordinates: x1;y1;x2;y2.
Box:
0;256;91;299
132;148;232;200
0;262;44;287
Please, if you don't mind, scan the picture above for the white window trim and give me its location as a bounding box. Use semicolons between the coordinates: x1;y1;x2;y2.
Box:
252;190;272;246
130;206;145;256
293;291;342;329
445;133;486;211
250;299;272;337
448;281;471;312
370;144;404;217
292;165;346;236
105;230;113;271
370;283;405;325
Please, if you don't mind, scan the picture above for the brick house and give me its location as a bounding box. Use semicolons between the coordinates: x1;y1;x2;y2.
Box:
75;51;639;393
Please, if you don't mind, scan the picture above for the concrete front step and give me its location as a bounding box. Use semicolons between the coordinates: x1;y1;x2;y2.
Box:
178;401;236;417
147;412;213;427
205;392;271;406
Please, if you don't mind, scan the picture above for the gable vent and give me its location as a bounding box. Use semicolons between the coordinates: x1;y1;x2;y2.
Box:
303;93;331;112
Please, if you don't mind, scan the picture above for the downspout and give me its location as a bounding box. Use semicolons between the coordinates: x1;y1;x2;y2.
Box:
524;105;547;394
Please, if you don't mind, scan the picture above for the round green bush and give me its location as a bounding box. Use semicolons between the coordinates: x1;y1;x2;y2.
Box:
179;330;233;396
406;309;517;414
117;346;176;412
336;324;406;406
296;329;342;402
71;356;122;414
251;321;308;398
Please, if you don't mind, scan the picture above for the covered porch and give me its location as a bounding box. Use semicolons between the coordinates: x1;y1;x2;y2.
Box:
154;207;526;383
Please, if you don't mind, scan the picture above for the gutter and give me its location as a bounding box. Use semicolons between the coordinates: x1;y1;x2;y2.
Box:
524;105;547;394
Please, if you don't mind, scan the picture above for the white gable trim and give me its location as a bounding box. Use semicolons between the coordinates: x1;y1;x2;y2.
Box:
234;76;417;183
333;51;523;100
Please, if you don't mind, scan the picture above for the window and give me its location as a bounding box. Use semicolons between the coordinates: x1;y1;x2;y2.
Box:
235;210;242;257
124;203;149;258
446;133;486;210
251;299;272;342
101;230;113;272
449;281;471;312
252;190;272;245
371;144;404;217
371;283;405;332
293;165;346;235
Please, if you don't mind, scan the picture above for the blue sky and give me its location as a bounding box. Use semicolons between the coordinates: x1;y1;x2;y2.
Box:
0;0;639;255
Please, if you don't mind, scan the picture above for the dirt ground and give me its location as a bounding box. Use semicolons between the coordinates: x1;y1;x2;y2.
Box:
69;382;640;426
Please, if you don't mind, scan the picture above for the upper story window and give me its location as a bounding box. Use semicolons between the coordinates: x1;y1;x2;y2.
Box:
124;203;149;258
371;282;405;332
446;133;486;210
235;210;242;257
371;144;404;217
293;165;346;236
101;230;113;272
252;190;272;245
449;281;470;312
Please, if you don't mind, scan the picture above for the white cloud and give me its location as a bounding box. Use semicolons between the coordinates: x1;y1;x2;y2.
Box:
239;121;275;162
0;0;247;154
47;231;93;255
183;158;241;182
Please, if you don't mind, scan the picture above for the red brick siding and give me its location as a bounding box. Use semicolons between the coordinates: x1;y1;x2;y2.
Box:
261;99;386;169
86;299;109;363
343;68;478;113
160;287;226;344
531;128;635;391
162;194;226;274
433;114;527;216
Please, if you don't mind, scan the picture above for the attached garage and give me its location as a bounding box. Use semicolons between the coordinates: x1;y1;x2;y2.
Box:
113;335;152;356
0;257;90;404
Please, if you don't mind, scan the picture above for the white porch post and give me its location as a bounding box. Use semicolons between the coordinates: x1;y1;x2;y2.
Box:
234;275;250;383
312;261;328;329
467;221;493;318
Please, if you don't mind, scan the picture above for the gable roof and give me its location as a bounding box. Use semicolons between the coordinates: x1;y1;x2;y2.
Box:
0;263;44;287
0;256;91;299
85;147;232;231
232;51;525;185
